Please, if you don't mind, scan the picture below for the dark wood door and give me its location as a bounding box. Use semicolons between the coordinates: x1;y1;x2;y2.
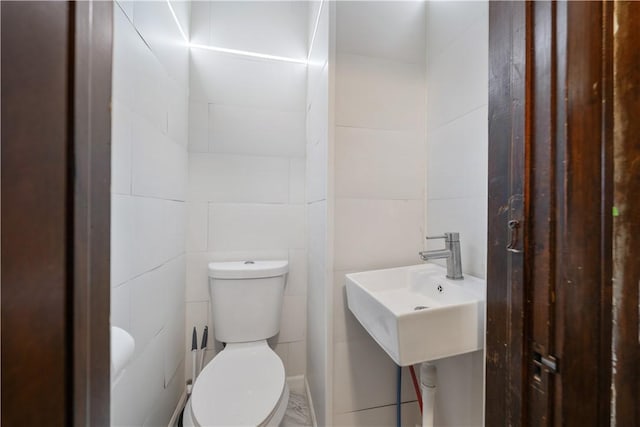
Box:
2;2;73;425
486;1;617;425
486;2;528;425
611;2;640;426
1;2;112;426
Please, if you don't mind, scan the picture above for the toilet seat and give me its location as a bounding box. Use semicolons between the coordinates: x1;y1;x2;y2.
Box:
190;341;286;426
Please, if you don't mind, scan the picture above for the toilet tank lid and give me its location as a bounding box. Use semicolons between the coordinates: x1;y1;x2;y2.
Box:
208;260;288;279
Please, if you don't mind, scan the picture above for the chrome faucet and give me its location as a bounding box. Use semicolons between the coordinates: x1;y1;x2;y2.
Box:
419;232;464;280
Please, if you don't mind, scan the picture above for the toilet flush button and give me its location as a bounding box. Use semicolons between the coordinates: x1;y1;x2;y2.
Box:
244;260;255;264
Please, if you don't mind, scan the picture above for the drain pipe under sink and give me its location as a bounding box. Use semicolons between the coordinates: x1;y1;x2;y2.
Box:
420;362;437;427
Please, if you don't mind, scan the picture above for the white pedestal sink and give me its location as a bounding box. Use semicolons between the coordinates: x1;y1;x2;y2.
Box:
345;263;485;426
345;263;485;366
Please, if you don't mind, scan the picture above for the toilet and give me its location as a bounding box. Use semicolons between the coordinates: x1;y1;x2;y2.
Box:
183;260;290;427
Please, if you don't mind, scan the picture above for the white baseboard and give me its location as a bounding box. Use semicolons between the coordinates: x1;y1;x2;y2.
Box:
168;389;188;427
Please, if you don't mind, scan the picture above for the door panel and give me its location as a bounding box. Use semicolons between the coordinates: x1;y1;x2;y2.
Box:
1;3;73;425
528;2;556;423
611;2;640;425
486;2;528;425
487;2;613;425
554;2;612;424
1;2;112;425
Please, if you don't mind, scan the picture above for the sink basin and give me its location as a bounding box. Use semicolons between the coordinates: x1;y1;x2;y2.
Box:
345;263;485;366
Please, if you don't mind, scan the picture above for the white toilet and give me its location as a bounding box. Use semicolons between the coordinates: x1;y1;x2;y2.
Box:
184;260;290;427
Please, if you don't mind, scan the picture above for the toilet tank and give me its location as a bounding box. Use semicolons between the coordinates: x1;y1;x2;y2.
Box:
208;260;288;343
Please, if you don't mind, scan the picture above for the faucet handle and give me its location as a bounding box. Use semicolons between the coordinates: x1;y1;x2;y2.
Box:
426;232;459;242
426;235;446;240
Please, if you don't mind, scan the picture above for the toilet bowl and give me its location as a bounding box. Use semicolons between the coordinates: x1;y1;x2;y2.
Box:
183;341;289;427
184;260;289;427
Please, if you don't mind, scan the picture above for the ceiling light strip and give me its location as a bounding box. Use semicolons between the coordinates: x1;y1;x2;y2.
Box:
190;43;308;65
307;0;325;61
166;0;189;43
165;1;307;65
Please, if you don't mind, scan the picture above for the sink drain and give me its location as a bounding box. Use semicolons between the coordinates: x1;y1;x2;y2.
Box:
414;306;429;311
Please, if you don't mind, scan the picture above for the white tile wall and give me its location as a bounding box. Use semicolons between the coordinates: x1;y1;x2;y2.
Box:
188;1;210;45
208;1;308;60
117;1;134;21
335;127;426;200
189;50;306;111
143;359;184;427
305;1;331;424
333;270;368;345
188;101;209;153
186;2;309;385
187;202;208;252
209;104;305;157
336;1;426;65
287;340;307;375
111;195;186;286
185;252;213;303
286;248;308;296
307;1;329;69
334;198;424;272
168;0;190;38
333;338;420;414
207;204;305;251
306;200;329;425
432;350;485;427
426;14;488;129
111;281;131;330
329;2;426;423
333;402;420;427
168;79;189;148
112;7;137;108
111;2;189;425
132;37;169;134
307;72;329;146
131;115;188;201
306;135;328;203
129;263;171;358
425;2;488;278
111;331;165;427
427;106;489;201
335;53;426;131
125;257;185;362
188;154;290;203
279;295;306;343
133;1;189;86
164;295;186;384
425;2;488;426
425;1;488;61
111;102;133;195
289;159;306;204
